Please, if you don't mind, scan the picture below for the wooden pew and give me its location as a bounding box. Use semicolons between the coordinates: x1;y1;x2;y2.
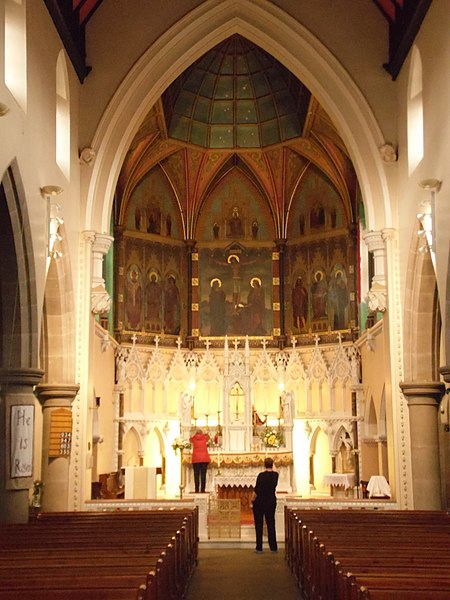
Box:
285;507;450;600
0;508;198;600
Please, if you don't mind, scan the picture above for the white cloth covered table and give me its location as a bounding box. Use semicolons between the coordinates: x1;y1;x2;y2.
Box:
323;473;355;490
367;475;391;498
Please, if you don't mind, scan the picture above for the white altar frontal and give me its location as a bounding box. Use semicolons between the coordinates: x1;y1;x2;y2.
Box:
182;451;294;495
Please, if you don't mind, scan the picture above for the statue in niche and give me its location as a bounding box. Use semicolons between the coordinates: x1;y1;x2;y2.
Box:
212;222;220;239
180;392;193;427
145;271;162;332
337;431;354;473
251;219;259;239
311;270;327;319
292;276;308;332
209;278;227;336
281;391;294;425
163;275;181;335
125;265;143;330
228;206;243;238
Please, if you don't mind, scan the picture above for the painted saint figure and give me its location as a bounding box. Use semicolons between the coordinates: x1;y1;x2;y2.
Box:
292;276;308;332
329;269;349;329
209;278;227;336
126;265;143;330
247;277;266;335
163;275;181;335
146;271;162;332
311;270;327;319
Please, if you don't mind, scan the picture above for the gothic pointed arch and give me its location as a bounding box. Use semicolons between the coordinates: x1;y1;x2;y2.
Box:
0;162;39;369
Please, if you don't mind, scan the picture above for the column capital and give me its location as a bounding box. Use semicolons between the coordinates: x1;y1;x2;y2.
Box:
34;383;79;408
362;229;384;252
0;368;44;390
439;366;450;383
92;233;114;256
400;381;445;406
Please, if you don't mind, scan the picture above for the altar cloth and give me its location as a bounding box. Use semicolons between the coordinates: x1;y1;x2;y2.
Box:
323;473;355;490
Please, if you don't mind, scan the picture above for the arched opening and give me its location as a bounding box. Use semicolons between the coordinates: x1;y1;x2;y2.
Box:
56;51;70;179
407;46;424;175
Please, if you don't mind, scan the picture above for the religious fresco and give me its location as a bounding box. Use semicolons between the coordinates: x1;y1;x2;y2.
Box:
197;168;274;244
125;166;181;239
288;243;354;335
196;167;275;338
286;167;355;335
118;237;185;338
199;246;273;337
287;165;346;240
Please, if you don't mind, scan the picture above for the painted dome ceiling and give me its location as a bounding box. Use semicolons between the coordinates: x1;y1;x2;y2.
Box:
162;35;311;149
115;33;359;232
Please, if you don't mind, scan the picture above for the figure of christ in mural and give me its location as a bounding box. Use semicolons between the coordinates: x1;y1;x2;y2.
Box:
247;277;267;336
209;278;227;336
311;270;327;319
292;276;308;332
145;271;162;332
228;206;244;238
329;269;349;330
125;265;143;330
163;275;181;335
200;246;272;337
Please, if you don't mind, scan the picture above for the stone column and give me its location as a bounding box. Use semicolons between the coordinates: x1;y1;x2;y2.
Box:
35;383;79;512
400;382;445;509
362;230;387;313
0;367;44;523
91;232;114;315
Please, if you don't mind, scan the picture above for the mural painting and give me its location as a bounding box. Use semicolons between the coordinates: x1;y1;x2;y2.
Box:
287;166;355;334
199;247;273;337
119;238;185;337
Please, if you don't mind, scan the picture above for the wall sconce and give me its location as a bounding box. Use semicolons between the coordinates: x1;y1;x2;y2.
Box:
40;185;63;198
418;179;441;192
0;102;10;116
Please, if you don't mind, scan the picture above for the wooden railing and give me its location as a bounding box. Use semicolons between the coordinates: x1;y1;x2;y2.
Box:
0;507;198;599
285;507;450;599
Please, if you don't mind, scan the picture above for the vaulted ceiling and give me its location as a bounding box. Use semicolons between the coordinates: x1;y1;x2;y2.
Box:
45;0;432;82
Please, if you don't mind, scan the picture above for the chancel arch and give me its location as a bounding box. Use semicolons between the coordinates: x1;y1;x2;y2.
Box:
75;0;409;513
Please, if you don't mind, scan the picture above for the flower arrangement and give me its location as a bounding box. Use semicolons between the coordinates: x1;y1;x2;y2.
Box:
172;438;191;453
261;427;284;449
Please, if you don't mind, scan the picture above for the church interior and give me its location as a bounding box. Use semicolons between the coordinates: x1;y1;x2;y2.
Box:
1;1;450;591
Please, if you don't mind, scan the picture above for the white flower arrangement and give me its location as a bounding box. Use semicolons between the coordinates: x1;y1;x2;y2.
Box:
172;438;191;453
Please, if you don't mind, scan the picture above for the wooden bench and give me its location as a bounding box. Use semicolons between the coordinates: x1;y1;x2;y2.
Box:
285;507;450;600
0;508;198;600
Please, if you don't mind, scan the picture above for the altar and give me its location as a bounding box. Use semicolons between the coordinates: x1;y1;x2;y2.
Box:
323;473;356;497
182;451;294;502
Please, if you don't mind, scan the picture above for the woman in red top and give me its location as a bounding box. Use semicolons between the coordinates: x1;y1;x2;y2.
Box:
189;429;210;493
